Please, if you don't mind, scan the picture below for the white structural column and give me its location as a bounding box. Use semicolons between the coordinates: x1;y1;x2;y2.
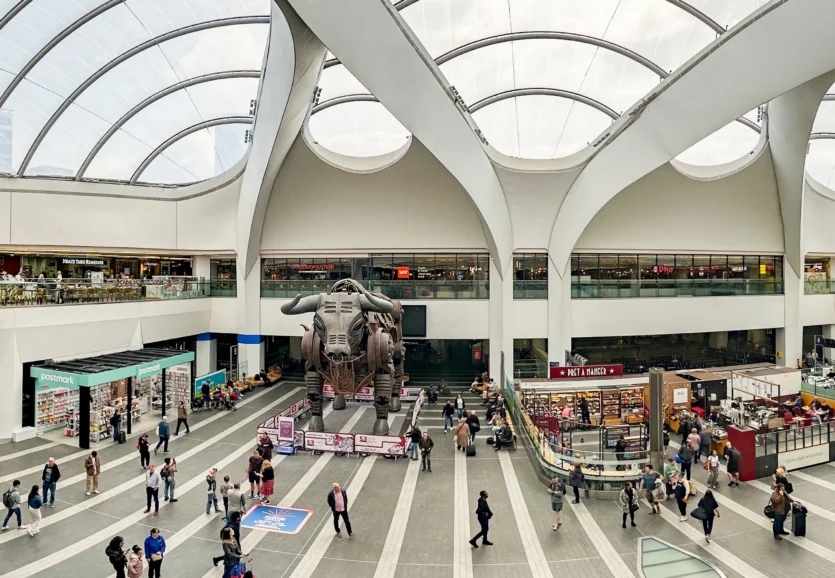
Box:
549;0;835;277
195;333;217;377
489;257;514;382
777;265;803;367
0;329;23;440
286;0;513;275
547;257;572;368
194;255;211;281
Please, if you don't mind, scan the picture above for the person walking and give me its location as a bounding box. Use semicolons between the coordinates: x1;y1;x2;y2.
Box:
640;465;662;515
772;466;793;495
41;457;60;508
1;480;22;531
260;460;275;504
419;431;434;472
674;478;688;521
26;485;42;536
579;397;591;429
85;450;101;496
615;435;626;466
144;527;166;578
127;545;144;578
706;449;720;489
770;483;793;540
677;441;694;482
726;445;741;487
161;457;178;502
620;481;637;528
110;410;122;443
697;489;720;543
699;427;712;463
154;417;170;454
247;450;263;499
144;465;161;516
206;469;221;515
327;483;352;538
455;418;470;452
220;475;232;517
467;410;481;443
548;476;566;530
687;429;701;461
226;482;246;525
455;394;466;419
409;427;421;461
469;490;493;547
138;434;151;470
174;401;191;435
106;536;129;578
568;463;585;503
442;400;455;433
218;527;246;578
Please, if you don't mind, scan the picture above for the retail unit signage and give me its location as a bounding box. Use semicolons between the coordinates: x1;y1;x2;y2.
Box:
549;364;624;379
34;369;80;390
397;266;410;279
61;258;106;266
136;361;163;378
32;351;194;390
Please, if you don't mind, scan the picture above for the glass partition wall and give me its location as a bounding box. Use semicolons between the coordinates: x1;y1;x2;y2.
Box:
513;253;547;299
572;253;783;298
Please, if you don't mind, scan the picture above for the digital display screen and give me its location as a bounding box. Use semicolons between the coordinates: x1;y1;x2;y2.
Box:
401;305;427;337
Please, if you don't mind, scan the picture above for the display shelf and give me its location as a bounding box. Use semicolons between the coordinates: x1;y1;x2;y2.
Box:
601;388;621;421
620;387;644;419
36;388;74;432
166;364;191;408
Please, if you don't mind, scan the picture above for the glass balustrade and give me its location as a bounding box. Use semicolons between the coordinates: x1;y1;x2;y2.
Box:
513;280;548;299
572;278;783;298
805;280;835;295
0;277;224;306
261;279;490;299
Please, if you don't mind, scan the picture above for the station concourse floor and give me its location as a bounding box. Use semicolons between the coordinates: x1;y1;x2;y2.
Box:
0;384;833;578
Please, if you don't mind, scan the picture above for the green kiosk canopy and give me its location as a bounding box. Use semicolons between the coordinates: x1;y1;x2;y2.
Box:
32;348;195;449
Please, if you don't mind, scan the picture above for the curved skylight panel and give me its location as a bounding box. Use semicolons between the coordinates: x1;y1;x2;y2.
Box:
308;101;410;158
318;64;371;102
812;100;835;134
473;95;613;159
675;108;761;166
807;140;835;190
692;0;769;30
82;128;151;180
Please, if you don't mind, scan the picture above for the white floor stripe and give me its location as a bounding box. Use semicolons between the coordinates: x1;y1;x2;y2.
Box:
567;501;635;578
0;386;276;485
496;452;553;578
0;442;60;464
652;498;771;578
790;470;835;492
373;457;421;578
289;414;399;578
111;404;339;578
686;476;835;563
453;442;473;578
0;388;303;577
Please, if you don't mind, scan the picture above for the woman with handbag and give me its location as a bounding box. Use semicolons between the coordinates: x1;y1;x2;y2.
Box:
143;527;166;578
620;482;638;528
696;489;720;542
674;479;688;522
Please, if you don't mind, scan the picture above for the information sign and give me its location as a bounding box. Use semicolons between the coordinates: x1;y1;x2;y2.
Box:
549;364;624;379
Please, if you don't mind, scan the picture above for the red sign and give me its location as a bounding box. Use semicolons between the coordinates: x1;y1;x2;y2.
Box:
396;266;410;279
549;364;624;379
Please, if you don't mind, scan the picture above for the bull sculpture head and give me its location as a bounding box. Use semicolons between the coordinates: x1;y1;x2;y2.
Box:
281;281;392;362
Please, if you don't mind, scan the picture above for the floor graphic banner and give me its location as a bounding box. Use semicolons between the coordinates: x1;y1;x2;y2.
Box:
241;504;313;534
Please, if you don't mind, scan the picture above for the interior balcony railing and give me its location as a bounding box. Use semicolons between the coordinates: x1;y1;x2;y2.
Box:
0;277;215;306
805;280;835;295
261;279;490;299
210;279;238;297
513;280;548;299
572;278;783;298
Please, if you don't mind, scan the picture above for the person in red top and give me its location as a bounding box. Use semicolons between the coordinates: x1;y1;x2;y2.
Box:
327;483;352;538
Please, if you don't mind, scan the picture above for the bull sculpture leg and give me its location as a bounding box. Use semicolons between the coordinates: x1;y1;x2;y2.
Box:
389;346;404;412
372;368;394;435
305;369;326;432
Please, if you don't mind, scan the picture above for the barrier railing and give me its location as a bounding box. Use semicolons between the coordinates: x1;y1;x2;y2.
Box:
260;279;490;299
513;280;547;299
572;278;783;298
0;277;212;307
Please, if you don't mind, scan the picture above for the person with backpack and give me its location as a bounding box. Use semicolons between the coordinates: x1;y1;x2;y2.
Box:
41;457;60;508
174;401;191;436
85;450;101;496
469;490;493;548
26;485;42;536
106;535;129;578
442;400;455;433
154;417;170;454
1;480;22;531
409;427;421;461
161;457;178;503
548;476;566;530
138;434;151;470
640;465;662;515
144;527;166;578
466;411;480;443
200;381;212;409
206;468;221;515
110;410;122;442
677;441;694;481
419;431;434;472
569;463;585;503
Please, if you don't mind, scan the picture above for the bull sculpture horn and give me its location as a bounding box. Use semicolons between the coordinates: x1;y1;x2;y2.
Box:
360;292;393;313
281;293;320;315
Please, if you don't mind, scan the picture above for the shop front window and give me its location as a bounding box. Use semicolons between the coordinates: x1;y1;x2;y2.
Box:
513;253;548;299
365;253;489;299
211;259;236;297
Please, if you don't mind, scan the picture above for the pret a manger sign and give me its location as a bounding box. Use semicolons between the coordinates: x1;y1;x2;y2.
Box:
549;364;624;379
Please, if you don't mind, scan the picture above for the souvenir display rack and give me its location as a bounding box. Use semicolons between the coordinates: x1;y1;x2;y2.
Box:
601;388;621;423
36;387;74;432
167;364;191;407
620;387;645;419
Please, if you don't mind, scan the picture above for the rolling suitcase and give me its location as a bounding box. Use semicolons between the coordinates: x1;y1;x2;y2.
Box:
118;430;126;444
792;504;807;536
466;440;476;457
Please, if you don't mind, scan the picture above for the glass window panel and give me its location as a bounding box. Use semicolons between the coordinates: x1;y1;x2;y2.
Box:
728;255;744;279
639;254;657;280
812;99;835;134
135;146;199;185
478;254;490;279
125;0;268;37
453;254;476;281
711;255;728;279
806;140;835;190
775;256;783;282
318;65;370;101
657;254;675;280
83;127;153;180
414;254;436;280
696;0;769;29
571;254;579;279
578;48;658;117
212;123;248;173
578;254;598;281
761;256;775;280
438;42;515;105
308;102;411;157
137;126;236;185
675;115;761;166
676;255;693;279
598;254;618;280
156;24;269;80
618;254;637;281
507;0;619;37
744;256;760;279
532;254;547;280
693;255;711;278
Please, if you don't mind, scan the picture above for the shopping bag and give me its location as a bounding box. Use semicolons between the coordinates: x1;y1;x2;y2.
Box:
703;461;709;471
763;503;775;519
690;507;707;521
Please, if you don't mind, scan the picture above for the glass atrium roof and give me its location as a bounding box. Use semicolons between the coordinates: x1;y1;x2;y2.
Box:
0;0;269;186
312;0;766;165
807;86;835;190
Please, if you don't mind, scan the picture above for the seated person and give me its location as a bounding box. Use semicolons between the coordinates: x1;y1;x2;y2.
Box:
811;398;822;410
485;405;496;423
493;423;514;451
794;395;804;408
821;401;831;417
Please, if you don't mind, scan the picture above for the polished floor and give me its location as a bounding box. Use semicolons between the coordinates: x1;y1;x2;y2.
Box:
0;384;833;578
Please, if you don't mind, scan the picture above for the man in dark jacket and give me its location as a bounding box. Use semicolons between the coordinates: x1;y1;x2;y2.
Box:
698;428;712;463
579;398;591;429
469;490;493;548
677;442;695;481
466;411;480;443
419;432;434;472
442;401;455;433
726;445;741;486
41;458;60;508
409;428;421;461
327;483;352;537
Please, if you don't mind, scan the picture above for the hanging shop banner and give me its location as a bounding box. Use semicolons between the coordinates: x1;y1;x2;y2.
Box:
194;369;227;397
354;433;406;456
240;504;313;534
549;364;624;379
304;431;355;453
323;384;375;401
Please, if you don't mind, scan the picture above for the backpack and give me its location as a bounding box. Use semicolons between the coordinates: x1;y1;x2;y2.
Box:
160;465;171;481
2;489;14;509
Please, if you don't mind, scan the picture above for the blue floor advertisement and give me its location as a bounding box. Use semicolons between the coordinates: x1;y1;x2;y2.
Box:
240;504;314;534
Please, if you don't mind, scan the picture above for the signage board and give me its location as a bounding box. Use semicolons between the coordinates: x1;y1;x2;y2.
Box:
549;364;624;379
61;258;106;266
35;368;79;390
354;433;406;456
304;431;355;453
781;444;829;471
673;387;689;404
399;386;423;401
816;335;835;349
323;384;375;401
240;504;313;534
194;369;227;397
396;266;410;279
136;360;163;379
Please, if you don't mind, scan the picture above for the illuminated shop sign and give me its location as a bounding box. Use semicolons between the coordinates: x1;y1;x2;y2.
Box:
62;258;106;266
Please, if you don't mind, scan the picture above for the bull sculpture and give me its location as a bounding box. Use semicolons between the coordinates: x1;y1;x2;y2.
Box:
280;279;405;435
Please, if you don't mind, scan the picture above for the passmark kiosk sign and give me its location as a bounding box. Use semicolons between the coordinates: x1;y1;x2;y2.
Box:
549;364;624;379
